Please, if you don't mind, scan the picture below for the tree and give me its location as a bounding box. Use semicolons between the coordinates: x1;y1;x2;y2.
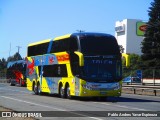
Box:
7;52;23;62
141;0;160;68
0;58;7;76
119;45;124;53
0;58;7;70
122;54;142;77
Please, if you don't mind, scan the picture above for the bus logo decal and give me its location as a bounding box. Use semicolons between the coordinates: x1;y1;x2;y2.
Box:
27;58;35;75
49;56;54;64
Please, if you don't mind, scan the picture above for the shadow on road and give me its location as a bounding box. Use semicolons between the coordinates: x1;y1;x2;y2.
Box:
68;96;160;103
32;92;160;103
106;96;160;103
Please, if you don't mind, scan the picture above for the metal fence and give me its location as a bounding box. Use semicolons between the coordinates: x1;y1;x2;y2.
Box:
123;68;160;85
0;71;6;79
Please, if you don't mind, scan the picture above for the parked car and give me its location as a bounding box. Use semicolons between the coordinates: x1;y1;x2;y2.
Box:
123;76;141;84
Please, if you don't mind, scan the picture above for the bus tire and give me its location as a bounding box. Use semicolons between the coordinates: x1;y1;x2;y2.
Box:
33;83;38;95
60;85;65;98
66;85;71;99
37;83;41;95
10;80;15;86
19;79;22;87
10;82;13;86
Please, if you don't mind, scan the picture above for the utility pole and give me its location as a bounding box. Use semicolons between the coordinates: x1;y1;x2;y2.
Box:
16;46;21;54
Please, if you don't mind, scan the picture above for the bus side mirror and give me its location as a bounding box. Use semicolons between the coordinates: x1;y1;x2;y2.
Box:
122;53;130;67
74;51;84;66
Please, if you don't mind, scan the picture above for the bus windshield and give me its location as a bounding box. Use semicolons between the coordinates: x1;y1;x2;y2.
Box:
71;34;122;82
79;35;120;55
78;55;122;82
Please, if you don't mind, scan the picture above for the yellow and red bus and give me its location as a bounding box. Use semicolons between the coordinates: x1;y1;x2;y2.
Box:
26;32;122;99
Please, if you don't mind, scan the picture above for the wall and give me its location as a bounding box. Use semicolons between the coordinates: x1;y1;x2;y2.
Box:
115;19;145;55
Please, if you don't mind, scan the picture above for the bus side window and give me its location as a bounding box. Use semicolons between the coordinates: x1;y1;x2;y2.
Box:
28;42;49;56
51;39;69;53
70;53;80;76
42;65;68;77
69;37;78;52
68;37;79;76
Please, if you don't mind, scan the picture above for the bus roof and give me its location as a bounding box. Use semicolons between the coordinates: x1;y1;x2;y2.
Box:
28;32;114;47
28;34;71;47
7;60;26;68
54;34;71;41
71;32;115;37
28;39;51;47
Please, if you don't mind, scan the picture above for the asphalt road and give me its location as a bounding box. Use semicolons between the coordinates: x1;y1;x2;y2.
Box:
0;83;160;120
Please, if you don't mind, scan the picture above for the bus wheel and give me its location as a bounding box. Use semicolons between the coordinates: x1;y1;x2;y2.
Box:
33;83;38;95
37;83;41;95
10;80;15;86
60;86;65;98
66;85;71;99
19;79;22;87
10;82;13;86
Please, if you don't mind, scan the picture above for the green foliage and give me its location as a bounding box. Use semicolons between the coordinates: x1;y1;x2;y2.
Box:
141;0;160;68
0;58;7;71
7;52;23;62
0;52;23;72
122;54;142;78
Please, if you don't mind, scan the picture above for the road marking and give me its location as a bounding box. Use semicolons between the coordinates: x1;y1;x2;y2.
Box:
0;96;104;120
0;87;151;111
1;96;65;111
93;102;149;111
0;87;32;94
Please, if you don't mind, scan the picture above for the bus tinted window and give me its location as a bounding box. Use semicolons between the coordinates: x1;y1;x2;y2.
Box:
40;64;68;77
69;37;78;52
79;36;120;55
50;39;69;53
28;42;49;56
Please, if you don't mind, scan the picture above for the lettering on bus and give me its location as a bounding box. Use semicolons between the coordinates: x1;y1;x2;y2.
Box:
92;60;113;64
57;54;69;62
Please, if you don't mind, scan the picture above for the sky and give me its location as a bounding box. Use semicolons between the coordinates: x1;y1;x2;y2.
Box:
0;0;152;59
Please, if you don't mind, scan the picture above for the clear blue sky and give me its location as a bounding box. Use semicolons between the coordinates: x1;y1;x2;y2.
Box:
0;0;152;59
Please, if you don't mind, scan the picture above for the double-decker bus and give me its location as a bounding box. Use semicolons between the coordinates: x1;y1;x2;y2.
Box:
6;60;26;86
26;32;122;99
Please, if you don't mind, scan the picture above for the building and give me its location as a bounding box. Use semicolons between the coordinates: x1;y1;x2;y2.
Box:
115;19;147;55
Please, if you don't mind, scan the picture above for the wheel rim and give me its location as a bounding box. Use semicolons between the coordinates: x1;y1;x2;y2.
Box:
34;84;37;94
66;86;70;98
38;84;41;94
60;86;64;98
